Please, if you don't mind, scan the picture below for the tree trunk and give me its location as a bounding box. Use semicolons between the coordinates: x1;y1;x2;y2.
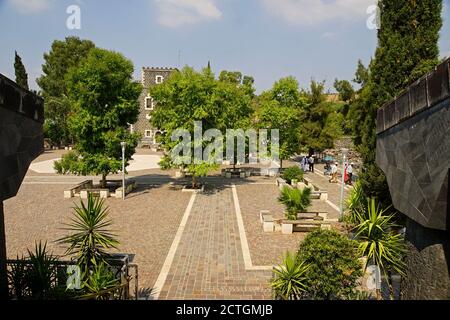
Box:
280;159;283;170
101;174;107;189
0;202;8;300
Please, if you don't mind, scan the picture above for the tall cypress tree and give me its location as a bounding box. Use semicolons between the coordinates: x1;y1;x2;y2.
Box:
357;0;442;206
14;51;29;90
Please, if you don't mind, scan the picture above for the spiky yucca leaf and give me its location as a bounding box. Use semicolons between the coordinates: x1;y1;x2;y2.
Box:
354;198;407;276
271;252;310;300
58;194;119;271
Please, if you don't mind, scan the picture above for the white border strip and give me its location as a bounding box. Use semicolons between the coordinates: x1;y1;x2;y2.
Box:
231;184;273;271
152;193;197;299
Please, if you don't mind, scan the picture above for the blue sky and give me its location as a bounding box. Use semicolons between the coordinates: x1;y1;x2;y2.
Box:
1;0;449;93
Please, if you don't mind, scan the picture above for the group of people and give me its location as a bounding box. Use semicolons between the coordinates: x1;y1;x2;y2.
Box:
300;155;315;173
326;161;354;185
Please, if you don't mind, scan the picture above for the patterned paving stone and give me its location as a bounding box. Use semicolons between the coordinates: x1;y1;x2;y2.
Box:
158;186;272;300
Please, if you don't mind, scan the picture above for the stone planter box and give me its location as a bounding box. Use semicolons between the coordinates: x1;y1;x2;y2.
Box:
297;182;307;190
281;223;293;235
181;185;205;194
114;180;137;198
263;218;274;233
260;210;270;223
175;170;186;178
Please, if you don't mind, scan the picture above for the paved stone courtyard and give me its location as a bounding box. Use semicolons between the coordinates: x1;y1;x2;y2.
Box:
4;150;350;300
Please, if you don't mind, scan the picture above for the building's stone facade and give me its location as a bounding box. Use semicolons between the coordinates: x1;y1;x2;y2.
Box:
134;67;177;148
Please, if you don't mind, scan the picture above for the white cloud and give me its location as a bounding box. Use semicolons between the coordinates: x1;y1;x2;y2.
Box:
261;0;376;26
154;0;222;28
8;0;52;14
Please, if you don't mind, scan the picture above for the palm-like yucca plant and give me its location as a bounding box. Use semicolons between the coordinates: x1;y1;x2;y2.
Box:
353;198;407;276
344;180;366;225
58;194;119;272
27;241;58;299
81;262;120;300
278;186;312;220
271;252;310;300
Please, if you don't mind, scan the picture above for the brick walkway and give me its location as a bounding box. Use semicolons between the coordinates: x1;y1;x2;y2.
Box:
157;186;272;300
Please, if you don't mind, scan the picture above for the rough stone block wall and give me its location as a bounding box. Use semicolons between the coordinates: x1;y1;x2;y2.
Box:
402;218;450;299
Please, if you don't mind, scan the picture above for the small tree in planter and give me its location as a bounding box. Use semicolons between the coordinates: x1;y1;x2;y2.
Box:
282;166;304;185
186;162;219;189
278;186;312;220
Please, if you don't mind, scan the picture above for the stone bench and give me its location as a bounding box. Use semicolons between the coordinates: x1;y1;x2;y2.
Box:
80;189;110;199
64;180;93;198
281;219;332;234
297;179;328;201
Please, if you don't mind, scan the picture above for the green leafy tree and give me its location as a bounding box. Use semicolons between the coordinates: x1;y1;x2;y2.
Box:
355;0;442;205
299;80;343;153
297;230;363;300
334;79;355;102
14;51;29;90
150;66;252;178
353;59;370;87
257;77;306;167
54;48;141;187
37;37;95;146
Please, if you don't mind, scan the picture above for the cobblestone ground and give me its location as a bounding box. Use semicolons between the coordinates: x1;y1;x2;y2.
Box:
3;184;191;294
158;186;272;300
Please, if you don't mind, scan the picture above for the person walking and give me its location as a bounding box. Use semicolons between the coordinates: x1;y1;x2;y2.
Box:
329;162;338;183
347;163;354;186
309;155;315;173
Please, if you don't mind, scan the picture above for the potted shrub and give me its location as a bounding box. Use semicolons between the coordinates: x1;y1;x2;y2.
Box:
282;166;304;185
278;186;312;234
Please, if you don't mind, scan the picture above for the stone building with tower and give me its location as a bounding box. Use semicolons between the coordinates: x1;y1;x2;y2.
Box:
133;67;177;148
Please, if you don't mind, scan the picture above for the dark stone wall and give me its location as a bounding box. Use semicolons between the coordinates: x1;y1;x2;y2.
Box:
0;202;7;300
402;218;450;299
376;99;449;230
0;74;44;202
0;73;44;299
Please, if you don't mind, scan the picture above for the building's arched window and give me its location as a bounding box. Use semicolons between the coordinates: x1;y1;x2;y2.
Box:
155;75;164;84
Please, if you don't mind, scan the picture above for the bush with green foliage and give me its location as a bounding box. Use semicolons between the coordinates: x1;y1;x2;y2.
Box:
282;166;304;184
271;252;309;300
278;186;312;220
297;230;363;300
